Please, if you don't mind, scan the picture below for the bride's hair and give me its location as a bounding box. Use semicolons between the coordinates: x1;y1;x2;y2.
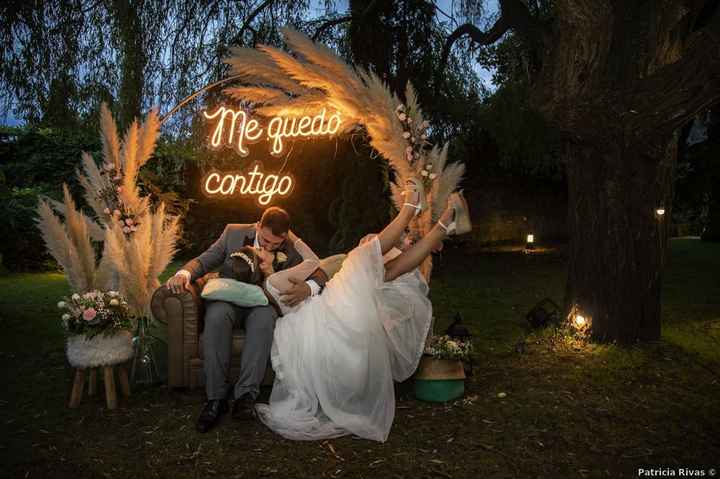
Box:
230;246;264;285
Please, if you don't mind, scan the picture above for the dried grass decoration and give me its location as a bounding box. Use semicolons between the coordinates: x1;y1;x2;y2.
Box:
223;27;465;281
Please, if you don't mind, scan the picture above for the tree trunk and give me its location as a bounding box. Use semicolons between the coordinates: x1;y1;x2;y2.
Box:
113;0;146;130
564;135;676;343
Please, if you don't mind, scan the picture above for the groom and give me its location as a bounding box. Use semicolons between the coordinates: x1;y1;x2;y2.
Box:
166;207;327;433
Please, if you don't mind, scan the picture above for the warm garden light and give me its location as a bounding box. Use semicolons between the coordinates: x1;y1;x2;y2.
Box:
526;233;535;250
656;208;665;216
574;315;587;327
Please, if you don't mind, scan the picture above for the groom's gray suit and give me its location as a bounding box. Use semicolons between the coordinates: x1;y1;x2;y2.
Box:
180;223;326;401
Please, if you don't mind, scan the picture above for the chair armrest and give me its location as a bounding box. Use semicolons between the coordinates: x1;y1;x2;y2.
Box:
150;283;204;388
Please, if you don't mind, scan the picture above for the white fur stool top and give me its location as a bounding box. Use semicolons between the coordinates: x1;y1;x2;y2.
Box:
66;330;134;368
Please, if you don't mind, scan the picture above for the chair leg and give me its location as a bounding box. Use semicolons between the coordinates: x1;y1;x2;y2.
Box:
118;366;130;398
104;366;117;410
68;368;85;408
88;369;97;396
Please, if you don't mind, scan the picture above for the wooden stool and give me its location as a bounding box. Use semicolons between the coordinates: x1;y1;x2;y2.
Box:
68;365;130;410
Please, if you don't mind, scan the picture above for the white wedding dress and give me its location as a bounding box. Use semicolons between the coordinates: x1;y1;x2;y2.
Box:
256;236;432;442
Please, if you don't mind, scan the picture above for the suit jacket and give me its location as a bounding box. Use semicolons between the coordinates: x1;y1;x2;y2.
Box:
181;224;327;289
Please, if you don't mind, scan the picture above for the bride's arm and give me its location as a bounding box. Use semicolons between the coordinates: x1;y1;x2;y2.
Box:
266;258;320;293
288;230;320;262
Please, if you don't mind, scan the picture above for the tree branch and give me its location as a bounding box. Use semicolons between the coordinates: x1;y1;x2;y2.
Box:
438;0;544;74
620;5;720;138
229;0;275;47
310;0;381;41
311;15;352;41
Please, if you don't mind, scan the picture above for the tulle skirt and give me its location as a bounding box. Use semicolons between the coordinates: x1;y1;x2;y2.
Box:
255;237;432;442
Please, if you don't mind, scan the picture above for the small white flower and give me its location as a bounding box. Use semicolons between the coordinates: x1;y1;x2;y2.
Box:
123;226;131;234
497;392;507;399
110;299;119;306
429;173;438;180
398;113;407;121
57;301;66;309
402;132;411;139
62;313;71;321
71;293;80;301
103;208;111;215
421;170;429;177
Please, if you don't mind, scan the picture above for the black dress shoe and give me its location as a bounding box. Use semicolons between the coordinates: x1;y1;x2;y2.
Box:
231;393;256;421
196;399;228;433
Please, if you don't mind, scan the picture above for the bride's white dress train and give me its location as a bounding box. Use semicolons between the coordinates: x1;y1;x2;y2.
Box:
255;237;432;442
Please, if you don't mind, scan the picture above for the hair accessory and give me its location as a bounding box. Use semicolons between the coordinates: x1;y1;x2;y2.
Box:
230;251;255;273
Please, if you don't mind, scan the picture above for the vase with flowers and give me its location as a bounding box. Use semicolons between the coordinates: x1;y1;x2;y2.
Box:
414;334;473;402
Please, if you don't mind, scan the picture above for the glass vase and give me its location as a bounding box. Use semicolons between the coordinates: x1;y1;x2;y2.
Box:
130;316;161;385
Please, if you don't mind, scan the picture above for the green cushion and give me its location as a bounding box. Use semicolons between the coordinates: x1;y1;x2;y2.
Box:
201;278;268;307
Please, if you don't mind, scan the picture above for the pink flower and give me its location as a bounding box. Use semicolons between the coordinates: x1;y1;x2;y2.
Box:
83;308;97;321
125;218;134;226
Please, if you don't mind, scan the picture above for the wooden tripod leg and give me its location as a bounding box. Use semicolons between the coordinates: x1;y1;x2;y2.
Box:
68;368;85;408
118;366;130;398
88;369;97;396
104;366;117;410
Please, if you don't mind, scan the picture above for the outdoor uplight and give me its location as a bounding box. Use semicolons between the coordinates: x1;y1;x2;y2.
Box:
655;207;665;218
574;315;587;328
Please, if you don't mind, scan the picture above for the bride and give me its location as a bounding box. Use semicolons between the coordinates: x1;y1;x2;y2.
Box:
231;178;471;442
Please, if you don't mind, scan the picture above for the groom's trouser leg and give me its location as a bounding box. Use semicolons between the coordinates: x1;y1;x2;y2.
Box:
203;301;238;400
234;305;277;400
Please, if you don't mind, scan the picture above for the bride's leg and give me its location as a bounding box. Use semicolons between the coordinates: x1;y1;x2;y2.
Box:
377;180;422;254
266;259;320;292
383;207;454;282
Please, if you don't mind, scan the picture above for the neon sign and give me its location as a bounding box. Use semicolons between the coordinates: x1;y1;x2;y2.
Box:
202;164;293;206
201;105;339;205
203;106;341;157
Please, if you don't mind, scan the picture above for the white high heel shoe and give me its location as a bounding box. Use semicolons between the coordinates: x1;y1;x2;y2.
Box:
438;191;472;235
403;177;427;217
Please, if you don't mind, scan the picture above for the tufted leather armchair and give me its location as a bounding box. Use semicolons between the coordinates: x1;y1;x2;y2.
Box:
150;273;273;389
151;254;346;389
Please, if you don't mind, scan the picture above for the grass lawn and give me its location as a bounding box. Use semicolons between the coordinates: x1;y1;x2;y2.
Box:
1;239;718;478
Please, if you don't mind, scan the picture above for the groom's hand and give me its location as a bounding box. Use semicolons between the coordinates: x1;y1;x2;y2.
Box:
280;277;311;307
166;273;191;295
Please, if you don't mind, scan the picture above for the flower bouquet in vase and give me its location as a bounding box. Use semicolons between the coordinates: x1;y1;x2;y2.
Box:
60;290;135;368
414;335;473;402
